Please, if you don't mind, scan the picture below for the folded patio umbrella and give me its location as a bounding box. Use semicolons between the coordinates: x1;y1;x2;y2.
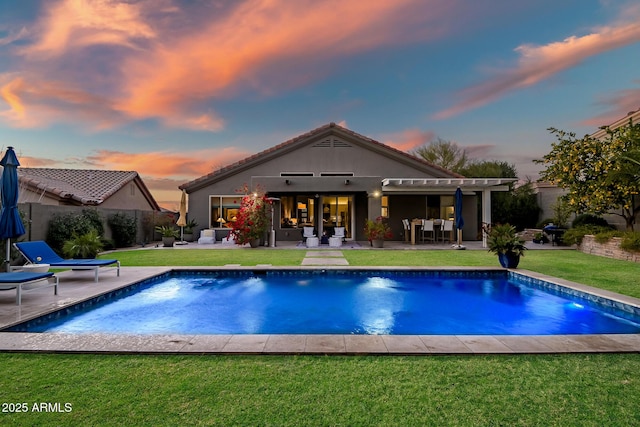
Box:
0;147;26;270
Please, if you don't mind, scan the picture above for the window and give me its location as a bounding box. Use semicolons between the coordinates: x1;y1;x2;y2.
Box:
280;195;315;228
209;195;242;228
381;196;389;218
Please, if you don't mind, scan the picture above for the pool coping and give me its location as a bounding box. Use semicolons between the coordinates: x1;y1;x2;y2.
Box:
1;266;639;355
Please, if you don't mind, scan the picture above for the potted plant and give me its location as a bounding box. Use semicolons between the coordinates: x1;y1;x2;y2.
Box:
155;225;179;247
364;216;393;248
182;219;198;242
62;229;104;259
229;190;272;247
487;223;527;268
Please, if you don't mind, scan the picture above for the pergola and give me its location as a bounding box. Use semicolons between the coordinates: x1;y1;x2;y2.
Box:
381;178;518;247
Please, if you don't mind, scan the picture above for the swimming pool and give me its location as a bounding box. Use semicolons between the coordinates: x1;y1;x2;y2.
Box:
7;269;640;335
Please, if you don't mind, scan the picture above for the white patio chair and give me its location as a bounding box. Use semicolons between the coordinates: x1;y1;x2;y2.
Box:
303;226;316;242
421;220;435;243
197;229;215;244
333;227;345;241
441;220;454;243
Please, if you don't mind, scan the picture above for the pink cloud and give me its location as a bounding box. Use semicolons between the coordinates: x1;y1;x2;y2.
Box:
3;0;468;132
581;84;640;127
383;129;436;152
117;0;460;125
20;0;156;58
434;7;640;119
0;74;123;129
84;147;252;178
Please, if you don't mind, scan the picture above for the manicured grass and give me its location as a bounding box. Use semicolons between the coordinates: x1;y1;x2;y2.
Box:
104;248;306;266
2;353;639;426
2;247;637;425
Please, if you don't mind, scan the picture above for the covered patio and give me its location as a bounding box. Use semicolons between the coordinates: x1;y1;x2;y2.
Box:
380;177;517;247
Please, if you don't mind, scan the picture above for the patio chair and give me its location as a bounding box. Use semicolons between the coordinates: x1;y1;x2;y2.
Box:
441;220;454;243
220;233;236;245
13;241;120;283
333;227;346;241
402;219;410;242
421;220;435;243
198;229;215;244
0;272;58;305
303;226;316;242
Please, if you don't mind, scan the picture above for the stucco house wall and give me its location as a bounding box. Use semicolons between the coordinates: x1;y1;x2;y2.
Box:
182;123;485;242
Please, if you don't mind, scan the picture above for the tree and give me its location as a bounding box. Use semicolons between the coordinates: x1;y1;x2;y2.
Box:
458;160;517;179
412;138;469;173
535;119;640;230
458;160;539;229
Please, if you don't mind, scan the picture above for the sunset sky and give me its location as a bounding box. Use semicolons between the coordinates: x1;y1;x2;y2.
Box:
1;0;639;209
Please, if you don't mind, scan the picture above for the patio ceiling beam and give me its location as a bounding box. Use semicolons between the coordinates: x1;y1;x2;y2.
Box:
381;178;517;189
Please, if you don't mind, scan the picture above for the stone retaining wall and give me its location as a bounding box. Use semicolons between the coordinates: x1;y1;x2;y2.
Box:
578;235;640;263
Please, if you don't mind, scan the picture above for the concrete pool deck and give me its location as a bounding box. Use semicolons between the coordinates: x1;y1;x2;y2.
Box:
1;258;639;355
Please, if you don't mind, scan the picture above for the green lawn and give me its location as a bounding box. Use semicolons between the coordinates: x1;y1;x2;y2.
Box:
1;247;639;426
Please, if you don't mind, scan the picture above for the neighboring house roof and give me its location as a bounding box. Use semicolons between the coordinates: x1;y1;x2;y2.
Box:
180;122;463;192
590;107;640;139
18;168;161;210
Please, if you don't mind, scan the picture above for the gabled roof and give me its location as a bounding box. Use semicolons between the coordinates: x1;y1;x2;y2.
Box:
180;122;463;192
18;168;161;210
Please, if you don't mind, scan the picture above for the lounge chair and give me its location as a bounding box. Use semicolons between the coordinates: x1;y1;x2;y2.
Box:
0;272;58;305
13;241;120;283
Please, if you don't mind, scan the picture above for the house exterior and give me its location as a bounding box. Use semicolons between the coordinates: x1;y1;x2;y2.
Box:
17;168;161;211
180;123;514;242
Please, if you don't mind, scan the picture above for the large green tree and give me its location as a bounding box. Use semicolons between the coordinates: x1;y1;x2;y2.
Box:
459;160;539;230
536;119;640;230
412;138;469;173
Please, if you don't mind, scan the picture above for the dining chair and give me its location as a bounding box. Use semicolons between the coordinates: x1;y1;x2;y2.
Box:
402;219;410;242
441;220;454;243
421;220;435;243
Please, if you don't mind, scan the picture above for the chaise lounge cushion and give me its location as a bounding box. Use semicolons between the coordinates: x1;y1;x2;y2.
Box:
13;241;119;283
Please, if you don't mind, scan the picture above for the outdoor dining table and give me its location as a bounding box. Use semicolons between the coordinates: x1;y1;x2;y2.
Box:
410;219;444;245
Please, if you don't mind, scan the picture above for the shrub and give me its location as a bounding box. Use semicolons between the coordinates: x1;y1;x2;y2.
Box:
593;230;623;243
62;229;104;258
108;212;137;248
572;214;610;229
364;216;393;241
81;209;104;236
47;211;104;254
621;232;640;253
562;225;612;246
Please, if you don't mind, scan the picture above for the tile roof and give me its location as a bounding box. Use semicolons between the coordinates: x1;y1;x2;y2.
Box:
180;122;462;191
18;168;145;206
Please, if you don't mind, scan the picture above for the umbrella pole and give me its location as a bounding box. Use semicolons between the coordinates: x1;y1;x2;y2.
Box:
5;239;10;272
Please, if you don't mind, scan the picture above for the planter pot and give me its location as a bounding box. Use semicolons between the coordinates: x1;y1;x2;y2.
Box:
162;236;175;247
249;238;261;248
371;239;385;248
183;233;194;242
498;252;520;268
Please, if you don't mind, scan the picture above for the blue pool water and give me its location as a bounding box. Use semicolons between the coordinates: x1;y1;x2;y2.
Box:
9;270;640;335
